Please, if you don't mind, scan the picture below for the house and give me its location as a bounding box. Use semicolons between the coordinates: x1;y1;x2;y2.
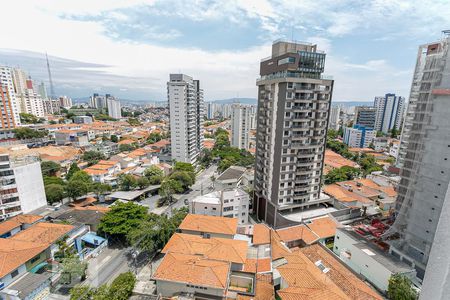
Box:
178;214;238;239
10;222;78;259
189;188;250;224
334;227;416;293
162;233;248;269
0;272;51;300
324;149;359;174
152;215;258;299
276;224;320;248
215;166;247;190
152;253;231;298
273;242;383;300
55;129;90;147
84;160;121;184
110;153;139;168
0;239;49;288
0;215;43;238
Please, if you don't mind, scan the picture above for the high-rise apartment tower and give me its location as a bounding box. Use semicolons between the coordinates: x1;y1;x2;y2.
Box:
389;33;450;280
168;74;204;165
253;40;333;228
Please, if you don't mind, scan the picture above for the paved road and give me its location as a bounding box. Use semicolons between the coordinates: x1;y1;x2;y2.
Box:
169;164;218;212
83;247;130;288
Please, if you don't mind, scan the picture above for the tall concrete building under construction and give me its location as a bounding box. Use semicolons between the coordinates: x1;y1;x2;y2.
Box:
390;32;450;283
253;40;333;228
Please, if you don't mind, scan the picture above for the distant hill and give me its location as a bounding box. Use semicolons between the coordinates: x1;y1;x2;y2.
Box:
209;98;257;105
331;101;374;107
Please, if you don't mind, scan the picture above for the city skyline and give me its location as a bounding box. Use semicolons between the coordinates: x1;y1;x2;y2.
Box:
1;1;449;102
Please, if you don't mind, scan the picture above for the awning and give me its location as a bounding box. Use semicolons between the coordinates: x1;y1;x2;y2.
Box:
30;261;48;273
81;232;106;246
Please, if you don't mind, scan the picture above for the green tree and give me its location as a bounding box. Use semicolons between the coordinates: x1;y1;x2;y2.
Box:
387;274;417;300
45;184;66;204
144;165;164;184
62;257;88;282
98;202;148;242
110;135;118;143
44;175;65;186
83;151;106;166
66;163;81;180
70;285;92;300
118;174;137;191
92;285;110;300
146;132;162;144
71;170;92;182
173;162;196;183
13;127;48;139
390;125;399;138
65;171;92;200
127;118;141;126
324;166;360;184
136;176;150;189
19;112;40;124
41;161;61;177
127;208;188;253
108;272;136;300
173;162;195;173
169;171;194;191
92;182;112;199
159;179;183;205
119;144;135;152
65;179;91;201
327;128;339;139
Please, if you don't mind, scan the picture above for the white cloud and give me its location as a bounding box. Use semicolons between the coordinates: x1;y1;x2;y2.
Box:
1;0;449;101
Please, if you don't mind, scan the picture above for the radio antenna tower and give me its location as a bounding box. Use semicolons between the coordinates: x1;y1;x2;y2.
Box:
46;52;56;99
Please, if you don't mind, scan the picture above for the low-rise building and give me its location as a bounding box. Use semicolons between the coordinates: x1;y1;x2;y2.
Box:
324;149;359;174
178;214;238;239
333;227;416;293
73;116;93;124
84;160;121;184
215;166;246;190
55;129;90;147
189;188;249;224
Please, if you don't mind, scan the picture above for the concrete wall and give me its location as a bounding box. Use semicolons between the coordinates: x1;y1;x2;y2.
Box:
333;230;391;292
14;161;46;213
156;280;224;298
180;229;233;239
0;264;27;287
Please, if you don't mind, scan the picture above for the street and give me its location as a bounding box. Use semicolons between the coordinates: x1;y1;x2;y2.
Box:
170;164;218;211
138;164;218;214
83;247;130;288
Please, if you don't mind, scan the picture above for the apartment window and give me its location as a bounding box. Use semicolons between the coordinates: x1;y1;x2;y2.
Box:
212;208;216;211
11;269;19;278
30;255;41;264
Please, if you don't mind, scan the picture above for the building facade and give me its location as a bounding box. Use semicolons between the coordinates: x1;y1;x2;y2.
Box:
231;103;255;150
354;106;376;129
343;125;376;148
168;74;204;165
374;93;405;134
328;105;340;131
253;40;333;228
106;96;121;119
189;188;249;224
0;154;46;220
389;33;450;279
59;96;72;109
0;84;17;139
0;67;21;127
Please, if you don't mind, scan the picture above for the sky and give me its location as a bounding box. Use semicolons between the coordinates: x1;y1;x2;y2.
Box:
0;0;449;102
